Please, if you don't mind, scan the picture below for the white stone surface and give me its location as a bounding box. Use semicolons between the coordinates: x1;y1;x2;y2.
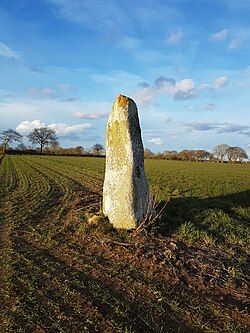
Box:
103;94;149;229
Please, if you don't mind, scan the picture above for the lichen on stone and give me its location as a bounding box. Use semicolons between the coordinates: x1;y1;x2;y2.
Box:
117;94;128;108
103;94;149;229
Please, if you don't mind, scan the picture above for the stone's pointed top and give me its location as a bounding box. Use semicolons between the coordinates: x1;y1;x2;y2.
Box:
118;95;128;108
115;94;136;109
116;94;129;108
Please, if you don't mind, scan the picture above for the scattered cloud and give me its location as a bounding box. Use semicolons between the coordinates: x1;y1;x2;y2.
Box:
228;38;242;49
186;103;216;112
185;121;250;136
0;90;15;99
29;87;57;99
73;112;108;119
25;64;45;73
214;76;229;89
48;123;92;136
137;74;229;107
165;116;173;123
198;83;211;91
138;81;150;88
216;124;250;136
154;76;176;87
143;129;168;135
211;29;228;41
16;120;46;134
146;137;164;145
203;103;216;110
46;0;131;31
166;31;183;44
60;97;81;102
174;79;196;100
16;120;92;138
0;41;20;60
59;83;72;92
29;85;80;101
0;42;44;73
133;76;197;106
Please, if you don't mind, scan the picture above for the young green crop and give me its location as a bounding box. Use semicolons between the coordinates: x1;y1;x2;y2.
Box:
0;155;249;333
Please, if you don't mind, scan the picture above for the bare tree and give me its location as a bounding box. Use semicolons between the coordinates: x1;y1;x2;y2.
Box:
28;127;58;154
236;147;248;162
76;146;84;155
225;146;236;163
226;146;248;162
92;143;104;155
0;129;23;153
193;150;212;162
178;150;195;161
144;148;154;159
16;143;27;151
213;144;229;163
163;150;178;160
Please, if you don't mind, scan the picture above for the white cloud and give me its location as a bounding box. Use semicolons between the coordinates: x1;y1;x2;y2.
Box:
16;120;92;137
214;76;229;89
16;120;45;134
74;112;108;119
166;31;183;44
133;76;197;106
211;29;228;41
146;137;164;145
175;79;194;91
0;99;110;130
0;42;20;60
132;74;231;107
185;121;250;136
132;86;158;107
48;123;91;136
198;83;211;91
174;79;196;100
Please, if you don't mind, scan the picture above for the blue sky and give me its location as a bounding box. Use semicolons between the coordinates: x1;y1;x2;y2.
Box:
0;0;250;154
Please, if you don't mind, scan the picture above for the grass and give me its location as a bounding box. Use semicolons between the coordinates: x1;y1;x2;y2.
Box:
0;155;249;332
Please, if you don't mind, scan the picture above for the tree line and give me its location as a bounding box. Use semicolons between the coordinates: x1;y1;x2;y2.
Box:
0;127;104;156
145;144;248;163
0;127;248;162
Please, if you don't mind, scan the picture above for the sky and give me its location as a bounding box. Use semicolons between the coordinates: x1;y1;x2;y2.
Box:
0;0;250;154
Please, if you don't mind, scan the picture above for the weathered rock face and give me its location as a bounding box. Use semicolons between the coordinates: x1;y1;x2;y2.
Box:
103;94;149;229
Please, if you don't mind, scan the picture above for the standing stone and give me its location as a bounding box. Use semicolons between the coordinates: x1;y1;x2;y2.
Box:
103;94;149;229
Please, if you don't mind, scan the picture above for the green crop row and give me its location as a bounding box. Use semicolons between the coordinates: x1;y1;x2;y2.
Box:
0;155;249;332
